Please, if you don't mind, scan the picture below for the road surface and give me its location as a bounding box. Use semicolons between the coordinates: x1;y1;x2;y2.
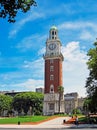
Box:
0;117;97;129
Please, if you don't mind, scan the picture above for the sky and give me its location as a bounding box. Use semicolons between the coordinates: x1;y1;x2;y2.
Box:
0;0;97;97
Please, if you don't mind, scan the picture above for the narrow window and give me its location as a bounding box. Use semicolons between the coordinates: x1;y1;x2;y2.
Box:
50;75;54;80
52;31;54;35
50;66;54;71
50;59;54;64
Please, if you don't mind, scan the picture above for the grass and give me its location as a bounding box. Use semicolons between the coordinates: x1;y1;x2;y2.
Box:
79;116;97;124
78;116;87;123
0;115;55;124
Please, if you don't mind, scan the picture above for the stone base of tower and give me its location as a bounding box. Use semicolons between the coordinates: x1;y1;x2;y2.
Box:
43;93;65;115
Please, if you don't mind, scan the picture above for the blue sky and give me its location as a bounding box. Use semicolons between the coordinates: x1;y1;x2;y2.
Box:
0;0;97;97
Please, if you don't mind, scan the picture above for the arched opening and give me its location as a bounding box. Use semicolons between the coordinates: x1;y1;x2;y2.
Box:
50;84;54;93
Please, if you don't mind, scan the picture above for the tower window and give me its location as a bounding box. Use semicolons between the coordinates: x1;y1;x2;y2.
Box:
50;84;54;93
50;75;54;80
52;36;54;39
50;59;54;64
50;66;54;71
52;31;54;35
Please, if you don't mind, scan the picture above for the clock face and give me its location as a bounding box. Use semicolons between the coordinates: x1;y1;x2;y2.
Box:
49;43;56;50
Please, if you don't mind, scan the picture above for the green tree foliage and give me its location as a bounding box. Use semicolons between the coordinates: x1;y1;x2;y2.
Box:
0;94;13;116
0;0;36;23
72;108;81;114
83;98;91;114
12;92;44;115
85;40;97;113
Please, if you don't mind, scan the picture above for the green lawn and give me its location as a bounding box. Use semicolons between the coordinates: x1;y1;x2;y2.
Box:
79;116;97;124
0;116;54;124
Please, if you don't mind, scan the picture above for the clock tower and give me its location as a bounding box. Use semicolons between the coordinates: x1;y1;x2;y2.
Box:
43;26;64;115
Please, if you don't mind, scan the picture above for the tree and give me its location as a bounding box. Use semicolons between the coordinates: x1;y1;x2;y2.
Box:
12;92;44;115
83;98;91;114
0;0;36;23
0;94;13;116
72;108;81;114
58;86;64;113
85;39;97;113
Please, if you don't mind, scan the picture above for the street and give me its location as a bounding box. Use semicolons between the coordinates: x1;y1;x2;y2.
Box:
0;128;97;130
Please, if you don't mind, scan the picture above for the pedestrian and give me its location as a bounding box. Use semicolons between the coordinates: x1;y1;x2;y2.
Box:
75;116;79;126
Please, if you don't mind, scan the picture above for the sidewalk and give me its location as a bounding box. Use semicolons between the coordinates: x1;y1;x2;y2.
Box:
64;124;97;129
0;117;69;128
0;117;97;128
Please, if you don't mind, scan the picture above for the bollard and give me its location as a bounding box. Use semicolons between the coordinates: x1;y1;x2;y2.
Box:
18;121;20;125
63;119;66;123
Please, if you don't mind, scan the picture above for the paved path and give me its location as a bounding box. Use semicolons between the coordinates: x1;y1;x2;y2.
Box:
0;117;70;128
33;116;70;128
0;117;97;129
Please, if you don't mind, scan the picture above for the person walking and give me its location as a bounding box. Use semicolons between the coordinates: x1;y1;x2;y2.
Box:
75;116;79;126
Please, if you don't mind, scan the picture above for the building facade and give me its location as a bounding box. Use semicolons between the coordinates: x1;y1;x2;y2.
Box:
43;26;64;115
36;87;44;94
64;92;85;114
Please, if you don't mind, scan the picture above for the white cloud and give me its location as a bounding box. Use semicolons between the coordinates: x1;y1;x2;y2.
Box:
0;79;44;92
62;41;89;97
0;57;44;86
11;79;44;91
62;41;87;69
79;30;93;40
22;58;44;79
16;34;39;51
23;58;43;69
8;11;45;38
38;47;45;56
16;34;46;52
62;3;76;15
58;21;97;41
58;21;97;30
0;41;89;97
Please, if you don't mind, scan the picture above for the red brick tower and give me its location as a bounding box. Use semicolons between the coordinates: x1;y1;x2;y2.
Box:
43;26;64;115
